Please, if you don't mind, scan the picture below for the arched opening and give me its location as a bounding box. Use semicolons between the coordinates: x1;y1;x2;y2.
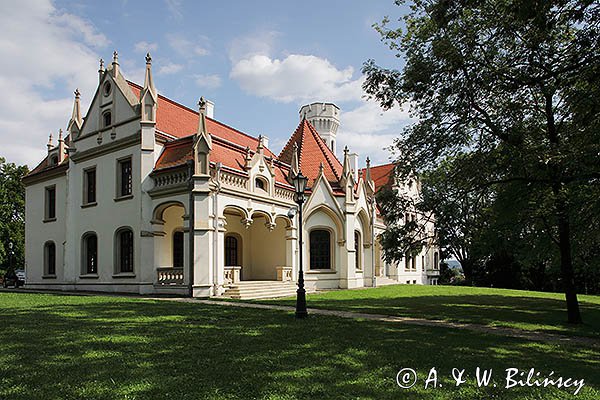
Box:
115;227;134;273
309;229;332;270
224;234;242;267
222;206;286;281
434;251;439;270
44;241;56;276
82;232;98;275
103;111;112;127
153;202;185;272
354;230;362;270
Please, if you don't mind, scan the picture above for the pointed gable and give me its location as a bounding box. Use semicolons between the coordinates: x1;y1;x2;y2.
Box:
278;119;343;188
360;162;396;192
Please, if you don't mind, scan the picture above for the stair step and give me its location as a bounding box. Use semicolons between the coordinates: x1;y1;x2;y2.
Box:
222;280;313;300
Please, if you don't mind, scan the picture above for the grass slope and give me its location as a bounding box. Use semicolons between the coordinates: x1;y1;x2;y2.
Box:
0;292;598;399
250;285;600;338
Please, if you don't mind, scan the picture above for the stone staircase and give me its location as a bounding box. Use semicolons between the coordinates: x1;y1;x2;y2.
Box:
223;280;301;300
374;276;400;286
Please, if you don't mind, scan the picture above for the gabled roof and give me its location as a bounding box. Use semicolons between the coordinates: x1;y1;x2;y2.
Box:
127;81;276;159
361;162;396;192
278;119;343;188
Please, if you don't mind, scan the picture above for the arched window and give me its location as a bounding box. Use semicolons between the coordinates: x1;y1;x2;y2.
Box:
103;111;112;127
255;177;266;191
116;228;134;273
82;233;98;274
50;155;58;166
173;231;184;269
434;251;439;270
103;81;112;97
310;229;331;270
354;231;362;270
225;235;238;266
44;241;56;276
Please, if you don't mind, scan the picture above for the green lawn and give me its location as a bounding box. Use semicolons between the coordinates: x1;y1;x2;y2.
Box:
1;292;599;399
247;285;600;338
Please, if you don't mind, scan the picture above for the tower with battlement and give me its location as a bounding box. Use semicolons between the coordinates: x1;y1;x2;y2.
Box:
299;102;340;155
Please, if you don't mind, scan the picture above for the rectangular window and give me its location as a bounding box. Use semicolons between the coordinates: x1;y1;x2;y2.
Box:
45;186;56;220
84;168;96;204
118;158;132;197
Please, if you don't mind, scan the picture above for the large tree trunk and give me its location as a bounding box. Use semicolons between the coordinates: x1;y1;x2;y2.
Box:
554;187;583;324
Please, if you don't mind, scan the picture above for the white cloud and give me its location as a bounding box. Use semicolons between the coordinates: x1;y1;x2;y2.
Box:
134;41;158;53
337;101;414;166
167;33;209;57
230;54;363;103
0;0;107;167
158;62;184;75
194;74;222;89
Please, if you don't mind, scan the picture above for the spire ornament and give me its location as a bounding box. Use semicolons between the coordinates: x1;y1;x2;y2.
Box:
112;50;119;77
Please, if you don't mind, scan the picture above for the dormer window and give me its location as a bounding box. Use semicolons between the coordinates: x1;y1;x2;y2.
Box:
50;155;58;166
255;177;266;191
103;111;112;127
103;81;111;97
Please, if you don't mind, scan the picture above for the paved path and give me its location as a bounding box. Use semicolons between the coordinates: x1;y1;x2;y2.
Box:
143;296;600;348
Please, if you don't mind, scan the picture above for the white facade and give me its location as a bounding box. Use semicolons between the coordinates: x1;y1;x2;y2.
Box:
23;53;438;298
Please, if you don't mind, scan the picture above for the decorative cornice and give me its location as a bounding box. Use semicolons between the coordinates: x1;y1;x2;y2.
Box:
70;132;140;163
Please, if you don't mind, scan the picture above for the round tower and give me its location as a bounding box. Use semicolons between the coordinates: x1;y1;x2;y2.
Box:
299;102;340;155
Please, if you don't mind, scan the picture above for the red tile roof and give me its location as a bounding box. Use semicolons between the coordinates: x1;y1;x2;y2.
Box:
361;162;396;192
278;119;343;188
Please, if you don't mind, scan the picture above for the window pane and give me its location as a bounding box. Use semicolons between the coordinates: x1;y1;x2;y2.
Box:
120;160;132;196
119;230;134;273
310;230;331;269
225;236;238;266
86;235;97;274
173;231;184;269
86;170;96;203
47;188;56;219
354;231;360;269
46;243;56;275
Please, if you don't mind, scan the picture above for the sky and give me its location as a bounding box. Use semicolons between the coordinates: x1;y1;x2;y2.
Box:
0;0;413;169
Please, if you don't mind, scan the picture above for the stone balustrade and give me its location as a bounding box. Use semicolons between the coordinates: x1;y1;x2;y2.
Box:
276;266;293;282
157;267;184;285
153;169;188;189
224;266;241;284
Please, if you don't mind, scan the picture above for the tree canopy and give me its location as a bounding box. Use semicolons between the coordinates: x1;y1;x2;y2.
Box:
0;157;28;273
364;0;600;323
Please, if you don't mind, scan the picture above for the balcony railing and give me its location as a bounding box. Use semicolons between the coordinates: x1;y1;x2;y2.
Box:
157;267;184;285
426;268;440;276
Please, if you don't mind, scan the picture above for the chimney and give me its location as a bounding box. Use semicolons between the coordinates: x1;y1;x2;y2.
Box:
348;152;359;182
205;100;214;118
262;135;269;149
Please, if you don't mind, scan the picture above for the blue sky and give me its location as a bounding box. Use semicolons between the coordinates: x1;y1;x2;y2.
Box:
0;0;413;168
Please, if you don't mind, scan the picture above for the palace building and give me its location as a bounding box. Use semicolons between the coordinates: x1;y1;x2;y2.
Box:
22;52;439;299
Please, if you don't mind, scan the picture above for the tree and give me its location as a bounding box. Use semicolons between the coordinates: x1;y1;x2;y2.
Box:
0;157;28;274
364;0;600;323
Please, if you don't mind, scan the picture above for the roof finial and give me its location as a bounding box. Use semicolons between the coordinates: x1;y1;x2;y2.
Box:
257;134;264;152
112;50;119;77
69;88;83;133
288;142;299;181
141;53;157;114
47;133;54;151
319;162;324;173
98;58;105;83
58;129;63;141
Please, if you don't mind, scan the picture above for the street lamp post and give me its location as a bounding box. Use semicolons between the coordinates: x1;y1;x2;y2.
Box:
292;171;309;319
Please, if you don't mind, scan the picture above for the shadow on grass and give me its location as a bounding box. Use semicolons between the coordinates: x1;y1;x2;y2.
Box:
0;292;599;400
258;290;600;338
